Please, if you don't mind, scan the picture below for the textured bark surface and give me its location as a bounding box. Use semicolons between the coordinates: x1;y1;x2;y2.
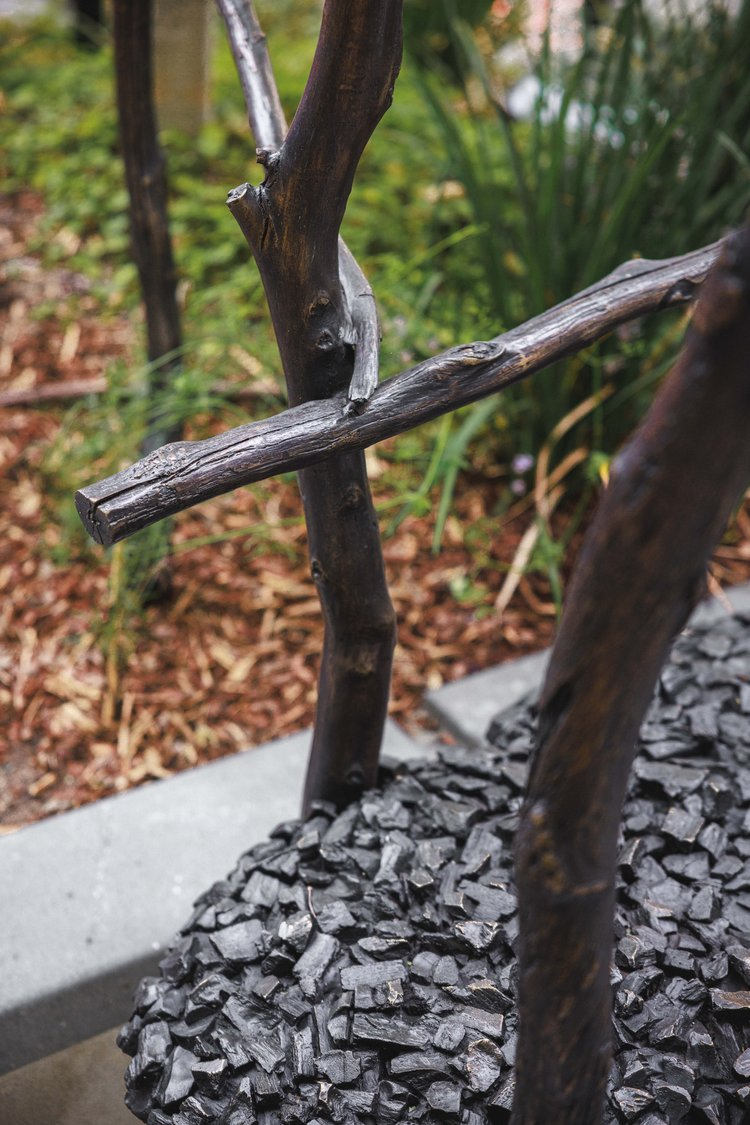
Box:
76;241;719;544
511;224;750;1124
218;0;402;811
112;0;182;452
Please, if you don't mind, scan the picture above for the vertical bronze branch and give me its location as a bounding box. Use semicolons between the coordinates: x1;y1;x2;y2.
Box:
218;0;402;810
511;224;750;1124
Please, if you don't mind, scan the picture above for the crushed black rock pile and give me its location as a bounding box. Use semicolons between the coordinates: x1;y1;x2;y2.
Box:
120;613;750;1124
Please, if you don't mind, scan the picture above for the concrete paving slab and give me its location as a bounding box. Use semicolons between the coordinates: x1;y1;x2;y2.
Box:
0;1027;132;1125
425;649;550;747
0;719;421;1074
425;582;750;747
690;579;750;624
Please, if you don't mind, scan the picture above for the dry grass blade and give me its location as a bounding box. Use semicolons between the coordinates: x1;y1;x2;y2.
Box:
534;385;614;522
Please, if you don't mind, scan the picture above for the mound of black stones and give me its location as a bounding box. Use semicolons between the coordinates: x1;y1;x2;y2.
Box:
120;613;750;1124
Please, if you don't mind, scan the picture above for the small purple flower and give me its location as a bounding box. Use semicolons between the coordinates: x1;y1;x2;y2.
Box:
510;478;527;496
512;452;535;475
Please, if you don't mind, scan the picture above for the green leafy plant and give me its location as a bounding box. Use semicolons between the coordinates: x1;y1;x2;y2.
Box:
400;0;750;543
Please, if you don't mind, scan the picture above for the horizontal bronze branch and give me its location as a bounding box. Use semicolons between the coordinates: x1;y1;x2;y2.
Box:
75;241;720;546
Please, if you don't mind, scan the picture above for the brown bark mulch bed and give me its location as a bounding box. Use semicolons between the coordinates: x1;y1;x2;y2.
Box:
2;190;749;830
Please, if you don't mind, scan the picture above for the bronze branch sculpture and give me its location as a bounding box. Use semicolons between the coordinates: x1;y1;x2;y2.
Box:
80;3;750;1121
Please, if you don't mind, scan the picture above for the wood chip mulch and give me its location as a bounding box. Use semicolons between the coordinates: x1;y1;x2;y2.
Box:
2;190;749;831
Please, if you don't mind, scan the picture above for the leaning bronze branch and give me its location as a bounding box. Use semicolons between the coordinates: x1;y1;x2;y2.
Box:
76;240;720;546
511;224;750;1124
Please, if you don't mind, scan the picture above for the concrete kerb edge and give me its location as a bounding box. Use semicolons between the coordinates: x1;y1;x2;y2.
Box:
424;581;750;747
0;719;424;1074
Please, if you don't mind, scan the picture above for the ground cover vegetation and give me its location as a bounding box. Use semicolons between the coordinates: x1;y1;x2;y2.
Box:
1;0;749;826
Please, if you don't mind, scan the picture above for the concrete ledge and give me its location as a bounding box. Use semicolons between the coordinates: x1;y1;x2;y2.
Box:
425;581;750;746
0;719;422;1075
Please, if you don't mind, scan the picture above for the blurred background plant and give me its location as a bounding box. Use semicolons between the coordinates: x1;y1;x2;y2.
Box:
400;0;750;554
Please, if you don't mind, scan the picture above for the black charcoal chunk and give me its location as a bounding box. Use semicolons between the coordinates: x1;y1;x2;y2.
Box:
154;1046;198;1107
340;960;407;991
354;978;404;1011
316;1050;361;1085
693;1084;724;1124
351;1013;429;1050
612;1086;655;1120
687;1028;723;1080
293;932;339;997
687;704;719;740
433;1020;466;1053
701;952;729;984
212;1020;253;1071
358;935;410;958
662;853;710;883
191;1057;227;1094
464;1038;503;1092
374;836;414;884
634;761;707;798
728;946;750;985
454;921;501;954
466;979;511;1013
433;955;459;986
661;1055;695;1092
619;838;646;882
616;935;656;971
489;1075;515;1113
710;989;750;1012
340;1089;376;1114
661;948;695;976
250;1066;281;1106
291;1029;315;1080
653;1081;691;1121
461;882;516;920
375;1079;412;1124
128;1021;173;1081
451;1007;505;1041
426;1080;462;1115
688;885;721;922
209;919;263;964
276;986;308;1024
252;974;280;1004
278;912;314;952
316;901;357;934
389;1051;452;1080
734;1048;750;1079
662;806;705;846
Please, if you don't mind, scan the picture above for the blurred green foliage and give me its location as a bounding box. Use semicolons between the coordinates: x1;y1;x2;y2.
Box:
402;0;750;538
